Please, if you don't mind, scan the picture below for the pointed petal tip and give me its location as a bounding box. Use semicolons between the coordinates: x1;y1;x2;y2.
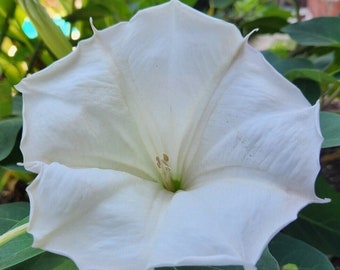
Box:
23;161;44;174
317;197;331;204
245;28;259;41
89;17;97;33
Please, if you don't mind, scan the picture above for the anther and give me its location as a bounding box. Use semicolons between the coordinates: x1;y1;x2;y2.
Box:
155;153;182;192
156;156;161;168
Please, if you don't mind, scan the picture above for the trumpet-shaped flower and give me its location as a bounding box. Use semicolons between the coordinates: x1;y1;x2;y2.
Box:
16;1;326;269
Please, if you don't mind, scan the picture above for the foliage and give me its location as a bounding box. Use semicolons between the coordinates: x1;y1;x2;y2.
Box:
0;0;340;269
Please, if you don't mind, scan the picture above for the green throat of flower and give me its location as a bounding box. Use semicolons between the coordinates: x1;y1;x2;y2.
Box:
156;153;182;193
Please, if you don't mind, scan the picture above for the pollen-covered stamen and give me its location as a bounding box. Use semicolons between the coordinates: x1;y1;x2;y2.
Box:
155;154;181;192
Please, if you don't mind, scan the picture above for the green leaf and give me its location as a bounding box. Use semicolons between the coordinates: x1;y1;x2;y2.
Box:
0;116;22;162
283;176;340;256
18;0;72;59
262;7;291;19
241;16;288;35
211;0;236;9
262;53;322;104
262;52;314;75
320;111;340;148
0;80;12;118
0;57;23;86
0;0;16;43
282;17;340;47
293;79;320;105
181;0;198;6
269;233;334;270
7;252;77;270
262;53;322;103
0;221;43;270
11;96;22;116
0;127;24;171
0;202;29;234
57;0;73;14
0;203;44;269
0;0;15;19
256;247;279;270
64;5;116;22
285;69;338;86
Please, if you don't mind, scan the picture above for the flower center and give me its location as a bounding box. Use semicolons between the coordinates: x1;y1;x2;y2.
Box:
155;153;182;192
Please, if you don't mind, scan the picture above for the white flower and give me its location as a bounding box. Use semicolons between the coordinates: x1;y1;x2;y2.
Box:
16;1;326;269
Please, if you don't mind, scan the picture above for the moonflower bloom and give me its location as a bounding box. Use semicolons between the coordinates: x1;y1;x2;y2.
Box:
16;1;326;269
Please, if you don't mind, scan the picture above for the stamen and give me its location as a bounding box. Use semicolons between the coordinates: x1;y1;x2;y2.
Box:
156;156;161;168
155;153;181;192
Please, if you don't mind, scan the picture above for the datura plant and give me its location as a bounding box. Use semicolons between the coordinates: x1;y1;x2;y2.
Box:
14;0;327;269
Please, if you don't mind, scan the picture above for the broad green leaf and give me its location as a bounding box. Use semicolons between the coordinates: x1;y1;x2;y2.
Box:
0;130;24;171
0;202;29;234
284;176;340;256
313;52;334;71
279;59;315;76
0;203;44;269
0;219;43;270
6;252;76;270
269;233;334;270
255;247;279;270
0;96;23;170
0;116;22;162
11;96;22;116
285;69;338;86
320;111;340;148
282;17;340;47
293;79;320;105
262;52;314;75
262;53;321;103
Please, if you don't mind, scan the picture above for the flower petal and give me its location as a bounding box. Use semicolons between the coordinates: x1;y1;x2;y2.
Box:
26;162;171;270
185;42;324;203
16;0;244;179
27;162;308;270
148;173;311;269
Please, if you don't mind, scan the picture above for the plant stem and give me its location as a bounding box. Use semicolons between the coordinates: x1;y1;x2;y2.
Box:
0;223;29;246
